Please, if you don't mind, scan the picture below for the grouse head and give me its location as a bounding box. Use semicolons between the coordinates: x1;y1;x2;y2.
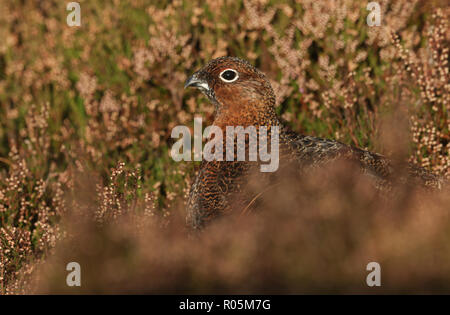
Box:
185;57;278;126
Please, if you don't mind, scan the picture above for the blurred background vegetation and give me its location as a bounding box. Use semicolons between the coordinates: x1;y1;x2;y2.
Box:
0;0;448;294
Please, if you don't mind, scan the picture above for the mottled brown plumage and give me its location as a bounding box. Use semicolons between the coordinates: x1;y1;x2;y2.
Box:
184;56;443;229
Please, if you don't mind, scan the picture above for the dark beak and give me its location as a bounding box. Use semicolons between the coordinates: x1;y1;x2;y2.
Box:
184;73;209;90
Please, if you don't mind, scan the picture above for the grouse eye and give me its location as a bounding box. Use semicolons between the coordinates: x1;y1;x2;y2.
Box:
219;69;238;83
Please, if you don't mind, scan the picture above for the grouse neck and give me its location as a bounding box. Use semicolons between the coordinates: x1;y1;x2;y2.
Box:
213;102;280;129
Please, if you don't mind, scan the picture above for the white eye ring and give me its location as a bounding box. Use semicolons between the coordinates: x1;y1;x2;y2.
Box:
219;69;239;83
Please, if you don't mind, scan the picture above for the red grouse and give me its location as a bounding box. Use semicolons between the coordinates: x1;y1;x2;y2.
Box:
184;56;442;229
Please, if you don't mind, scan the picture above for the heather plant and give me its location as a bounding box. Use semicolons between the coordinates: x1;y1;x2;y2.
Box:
0;0;448;293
